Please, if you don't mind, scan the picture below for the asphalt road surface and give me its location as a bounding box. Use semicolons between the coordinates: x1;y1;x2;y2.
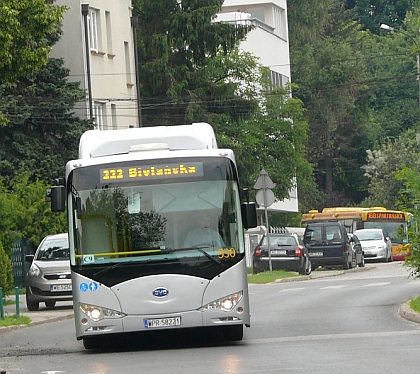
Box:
1;261;420;374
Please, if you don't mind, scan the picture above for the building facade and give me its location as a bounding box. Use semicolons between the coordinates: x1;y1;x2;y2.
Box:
218;0;291;87
51;0;139;129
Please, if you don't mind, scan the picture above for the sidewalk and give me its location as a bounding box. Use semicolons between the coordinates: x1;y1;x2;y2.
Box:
0;295;73;334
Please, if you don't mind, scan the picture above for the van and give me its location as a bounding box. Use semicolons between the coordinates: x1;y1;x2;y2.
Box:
303;221;354;270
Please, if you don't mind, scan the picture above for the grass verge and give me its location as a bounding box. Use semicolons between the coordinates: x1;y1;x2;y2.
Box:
0;314;31;327
410;295;420;313
248;270;300;284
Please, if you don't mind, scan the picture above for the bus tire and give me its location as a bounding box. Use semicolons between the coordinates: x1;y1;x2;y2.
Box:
223;325;243;341
83;337;98;350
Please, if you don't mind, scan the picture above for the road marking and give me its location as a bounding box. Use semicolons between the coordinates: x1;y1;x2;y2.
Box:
277;288;306;292
364;282;391;287
320;285;349;289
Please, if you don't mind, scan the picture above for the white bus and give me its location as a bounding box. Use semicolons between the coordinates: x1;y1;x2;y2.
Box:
49;123;257;349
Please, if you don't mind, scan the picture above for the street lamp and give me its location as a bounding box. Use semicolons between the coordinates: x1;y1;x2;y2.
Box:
380;23;420;121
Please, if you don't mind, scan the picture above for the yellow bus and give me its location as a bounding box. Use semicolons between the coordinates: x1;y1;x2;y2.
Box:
301;207;411;261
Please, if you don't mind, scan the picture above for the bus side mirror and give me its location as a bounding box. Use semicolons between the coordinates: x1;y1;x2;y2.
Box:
51;185;66;212
241;202;257;229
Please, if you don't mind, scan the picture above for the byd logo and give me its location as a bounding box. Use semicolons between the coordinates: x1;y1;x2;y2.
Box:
152;287;169;298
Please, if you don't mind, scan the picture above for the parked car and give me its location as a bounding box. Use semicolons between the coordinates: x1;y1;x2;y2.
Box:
252;233;311;275
25;233;72;311
348;233;365;267
303;221;355;270
353;229;393;262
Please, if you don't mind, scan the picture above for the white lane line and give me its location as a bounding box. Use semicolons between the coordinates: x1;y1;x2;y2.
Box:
277;288;306;292
364;282;391;287
320;285;349;289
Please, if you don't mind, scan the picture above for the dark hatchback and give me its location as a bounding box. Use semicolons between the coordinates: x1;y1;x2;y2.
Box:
252;233;311;275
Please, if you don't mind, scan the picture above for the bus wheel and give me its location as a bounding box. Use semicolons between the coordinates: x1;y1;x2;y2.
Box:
223;325;243;341
83;337;98;350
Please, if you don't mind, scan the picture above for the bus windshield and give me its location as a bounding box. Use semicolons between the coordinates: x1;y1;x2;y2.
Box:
364;221;407;244
67;157;244;272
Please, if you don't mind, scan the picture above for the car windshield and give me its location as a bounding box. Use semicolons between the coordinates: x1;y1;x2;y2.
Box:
355;230;382;241
36;237;69;261
262;236;296;246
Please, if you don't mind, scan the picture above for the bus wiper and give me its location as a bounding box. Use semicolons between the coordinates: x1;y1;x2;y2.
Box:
168;246;223;265
92;261;126;277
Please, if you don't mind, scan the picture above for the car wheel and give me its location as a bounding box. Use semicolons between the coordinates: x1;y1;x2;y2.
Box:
343;257;350;270
253;263;260;274
358;254;365;267
222;325;243;341
26;296;39;311
305;259;312;275
298;258;306;275
45;301;56;308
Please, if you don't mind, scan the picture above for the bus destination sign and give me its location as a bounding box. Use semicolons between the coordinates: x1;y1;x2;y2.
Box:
366;212;404;221
100;162;204;183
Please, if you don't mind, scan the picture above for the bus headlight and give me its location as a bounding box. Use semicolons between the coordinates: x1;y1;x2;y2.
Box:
79;303;126;322
199;291;243;312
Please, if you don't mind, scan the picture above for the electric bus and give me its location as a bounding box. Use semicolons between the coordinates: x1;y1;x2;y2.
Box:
48;123;257;349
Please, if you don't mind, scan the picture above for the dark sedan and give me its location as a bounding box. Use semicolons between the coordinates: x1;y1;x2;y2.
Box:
252;233;311;275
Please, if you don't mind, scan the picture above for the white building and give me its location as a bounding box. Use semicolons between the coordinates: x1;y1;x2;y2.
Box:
218;1;297;214
51;1;139;129
217;0;291;87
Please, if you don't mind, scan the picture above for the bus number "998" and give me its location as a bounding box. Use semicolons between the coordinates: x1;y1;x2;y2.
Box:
218;247;237;258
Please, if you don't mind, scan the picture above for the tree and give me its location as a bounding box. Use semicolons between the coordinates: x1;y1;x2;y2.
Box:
0;58;91;184
0;240;14;294
0;0;66;84
345;0;417;32
0;174;67;255
290;11;373;204
362;131;420;208
0;0;67;125
395;165;420;277
132;0;253;126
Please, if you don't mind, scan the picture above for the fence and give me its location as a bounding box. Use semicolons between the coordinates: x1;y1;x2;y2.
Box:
10;240;35;288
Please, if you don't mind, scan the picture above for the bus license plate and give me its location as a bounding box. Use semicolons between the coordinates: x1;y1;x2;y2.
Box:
309;252;323;257
144;317;181;328
50;284;72;292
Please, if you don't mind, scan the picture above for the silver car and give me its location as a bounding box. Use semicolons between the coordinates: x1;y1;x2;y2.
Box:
353;229;393;263
25;233;72;311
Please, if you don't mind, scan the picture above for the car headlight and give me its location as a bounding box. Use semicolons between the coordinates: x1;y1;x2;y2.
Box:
199;291;243;312
79;303;126;322
28;263;41;277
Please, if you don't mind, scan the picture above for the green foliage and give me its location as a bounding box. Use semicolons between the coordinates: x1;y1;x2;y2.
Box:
0;58;91;183
0;0;67;85
133;0;253;126
395;165;420;277
0;174;67;254
248;270;299;284
0;240;14;293
345;0;418;32
362;131;420;208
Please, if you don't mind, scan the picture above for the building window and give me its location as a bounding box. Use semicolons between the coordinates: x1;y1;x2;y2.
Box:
105;11;113;55
273;6;287;39
124;41;133;86
88;8;99;52
93;102;105;130
270;70;289;88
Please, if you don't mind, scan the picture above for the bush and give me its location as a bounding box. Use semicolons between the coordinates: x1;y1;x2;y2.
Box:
0;239;14;294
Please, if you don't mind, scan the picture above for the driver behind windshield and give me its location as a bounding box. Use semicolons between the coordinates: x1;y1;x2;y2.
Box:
183;212;225;248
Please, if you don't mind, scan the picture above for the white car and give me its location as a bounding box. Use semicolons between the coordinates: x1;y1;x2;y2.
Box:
353;229;393;262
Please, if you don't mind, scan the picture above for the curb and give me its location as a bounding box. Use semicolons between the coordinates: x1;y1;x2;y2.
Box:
398;301;420;324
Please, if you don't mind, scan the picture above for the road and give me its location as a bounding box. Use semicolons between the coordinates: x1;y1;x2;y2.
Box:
1;261;420;373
